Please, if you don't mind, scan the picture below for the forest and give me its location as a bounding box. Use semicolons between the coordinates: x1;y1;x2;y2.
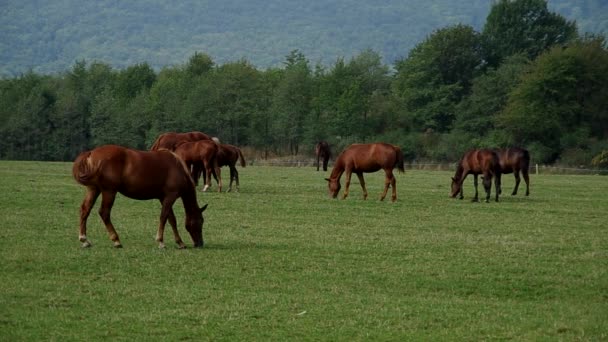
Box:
1;0;607;167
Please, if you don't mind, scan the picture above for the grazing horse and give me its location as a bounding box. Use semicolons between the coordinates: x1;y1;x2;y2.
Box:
213;143;246;192
174;140;218;192
72;145;208;249
450;149;501;203
325;143;405;202
315;141;331;171
150;131;213;185
495;147;530;196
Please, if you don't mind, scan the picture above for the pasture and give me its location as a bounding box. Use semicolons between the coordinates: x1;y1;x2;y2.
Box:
0;161;606;340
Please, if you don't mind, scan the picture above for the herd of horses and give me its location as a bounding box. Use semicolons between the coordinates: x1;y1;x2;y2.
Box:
72;132;530;249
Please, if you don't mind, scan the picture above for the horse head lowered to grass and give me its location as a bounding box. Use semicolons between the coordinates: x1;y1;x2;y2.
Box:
73;145;208;248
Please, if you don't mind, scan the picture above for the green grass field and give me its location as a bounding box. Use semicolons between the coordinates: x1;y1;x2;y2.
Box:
0;161;606;340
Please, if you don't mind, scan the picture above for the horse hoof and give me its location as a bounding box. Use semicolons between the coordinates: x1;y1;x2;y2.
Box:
81;241;92;248
471;199;479;203
113;242;123;248
158;243;166;249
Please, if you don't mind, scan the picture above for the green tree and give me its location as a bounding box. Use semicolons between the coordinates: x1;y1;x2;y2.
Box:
481;0;578;68
393;24;482;133
498;37;608;162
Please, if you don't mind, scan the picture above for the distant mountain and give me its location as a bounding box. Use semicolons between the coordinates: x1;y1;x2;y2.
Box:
1;0;606;76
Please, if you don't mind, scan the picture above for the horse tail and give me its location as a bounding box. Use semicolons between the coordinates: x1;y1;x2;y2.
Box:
72;151;97;185
237;147;246;167
150;134;164;151
395;147;405;173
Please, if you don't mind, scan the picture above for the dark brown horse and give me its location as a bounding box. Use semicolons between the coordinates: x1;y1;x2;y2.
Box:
495;147;530;196
450;149;501;203
150;131;212;151
150;131;212;184
325;143;405;202
72;145;208;248
174;140;218;192
315;141;331;171
213;143;246;192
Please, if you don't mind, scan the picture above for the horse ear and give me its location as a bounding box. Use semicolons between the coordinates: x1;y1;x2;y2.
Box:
200;204;208;213
324;178;330;182
451;177;456;182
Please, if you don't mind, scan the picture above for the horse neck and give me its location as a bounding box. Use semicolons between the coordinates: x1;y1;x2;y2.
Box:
454;163;465;181
180;185;200;215
329;159;345;180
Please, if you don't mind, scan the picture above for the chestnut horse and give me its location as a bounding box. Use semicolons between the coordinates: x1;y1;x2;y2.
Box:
315;141;331;171
174;140;218;192
150;131;212;151
496;147;530;196
325;143;405;202
150;131;212;185
450;149;501;203
72;145;208;248
213;143;246;192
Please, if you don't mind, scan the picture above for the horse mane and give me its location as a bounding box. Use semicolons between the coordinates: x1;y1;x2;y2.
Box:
160;149;196;187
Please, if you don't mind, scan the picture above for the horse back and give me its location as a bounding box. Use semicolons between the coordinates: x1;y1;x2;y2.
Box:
461;149;499;175
74;145;192;200
497;147;530;173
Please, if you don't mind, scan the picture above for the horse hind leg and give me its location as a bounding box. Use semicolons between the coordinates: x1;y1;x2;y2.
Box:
98;191;122;248
79;187;100;247
380;170;394;201
356;173;368;200
523;169;530;196
512;171;521;196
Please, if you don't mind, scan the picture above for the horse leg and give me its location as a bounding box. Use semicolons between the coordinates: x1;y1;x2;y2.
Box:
191;163;201;186
323;155;328;172
167;206;186;249
316;154;320;171
227;165;236;192
356;172;368;200
380;169;394;201
234;166;240;192
390;171;397;202
215;166;222;193
523;169;530;196
472;174;479;202
342;170;352;200
512;170;521;196
98;191;122;248
202;162;211;192
482;174;492;203
156;196;181;248
79;186;100;247
495;173;501;202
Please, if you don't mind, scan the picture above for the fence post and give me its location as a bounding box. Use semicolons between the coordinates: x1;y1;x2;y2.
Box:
535;164;539;175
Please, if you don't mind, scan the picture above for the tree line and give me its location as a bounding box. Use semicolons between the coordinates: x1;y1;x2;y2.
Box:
1;0;607;166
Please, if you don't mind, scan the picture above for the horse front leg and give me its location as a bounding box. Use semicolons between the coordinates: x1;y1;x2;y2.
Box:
472;174;479;202
355;173;368;200
167;206;186;249
380;170;394;201
98;191;122;248
79;186;100;247
215;167;223;192
342;170;352;200
156;196;180;248
390;172;397;202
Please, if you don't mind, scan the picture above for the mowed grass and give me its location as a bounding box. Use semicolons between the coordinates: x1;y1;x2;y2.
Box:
0;160;606;341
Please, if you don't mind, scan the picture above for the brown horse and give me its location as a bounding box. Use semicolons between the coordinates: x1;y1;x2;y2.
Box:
150;131;212;151
213;143;246;192
174;140;218;192
72;145;208;249
495;147;530;196
315;141;331;171
325;143;405;202
150;131;212;184
450;149;501;203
